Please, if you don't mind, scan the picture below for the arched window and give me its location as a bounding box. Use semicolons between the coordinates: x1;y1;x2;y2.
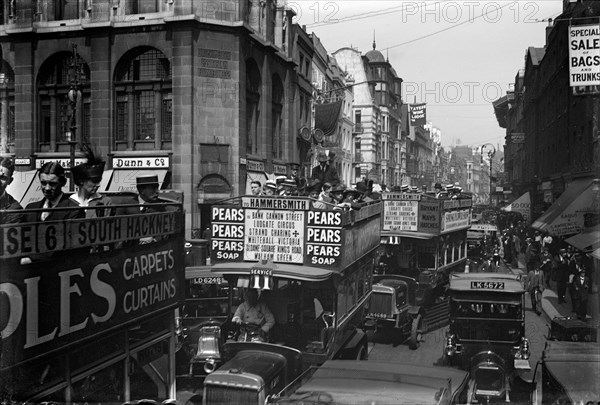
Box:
37;52;90;152
0;62;15;153
114;47;172;151
271;74;283;159
246;59;261;155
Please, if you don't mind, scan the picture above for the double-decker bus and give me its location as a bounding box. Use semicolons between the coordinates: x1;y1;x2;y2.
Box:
366;192;472;343
200;194;381;403
1;197;184;403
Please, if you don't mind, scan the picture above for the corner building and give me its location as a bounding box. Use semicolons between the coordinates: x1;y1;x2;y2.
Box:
0;0;297;236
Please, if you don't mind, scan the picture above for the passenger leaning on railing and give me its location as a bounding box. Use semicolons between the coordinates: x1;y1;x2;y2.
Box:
20;162;84;264
23;162;84;224
69;145;114;218
117;174;179;245
0;156;24;224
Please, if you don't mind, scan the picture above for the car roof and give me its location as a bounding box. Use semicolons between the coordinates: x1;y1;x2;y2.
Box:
285;360;468;404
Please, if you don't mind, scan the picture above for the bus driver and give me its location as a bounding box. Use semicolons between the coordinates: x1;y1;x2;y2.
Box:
232;288;275;336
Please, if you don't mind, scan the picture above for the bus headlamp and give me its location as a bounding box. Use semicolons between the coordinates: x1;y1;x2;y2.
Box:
204;358;218;374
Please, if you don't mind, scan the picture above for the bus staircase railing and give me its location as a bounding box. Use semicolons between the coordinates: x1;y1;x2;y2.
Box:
424;298;450;333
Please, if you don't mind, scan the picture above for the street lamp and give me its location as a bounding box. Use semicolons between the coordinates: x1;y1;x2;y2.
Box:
67;43;82;191
480;143;496;206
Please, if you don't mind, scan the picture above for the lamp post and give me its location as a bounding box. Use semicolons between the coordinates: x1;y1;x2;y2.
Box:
480;143;496;206
67;43;81;191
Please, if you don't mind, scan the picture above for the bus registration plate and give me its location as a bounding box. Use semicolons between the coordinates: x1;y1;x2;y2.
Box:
471;281;504;290
192;277;223;285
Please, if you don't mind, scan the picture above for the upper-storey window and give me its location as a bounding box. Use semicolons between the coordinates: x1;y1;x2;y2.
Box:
246;58;261;155
37;52;90;152
0;63;15;152
271;74;283;159
47;0;80;21
124;0;159;14
114;47;172;151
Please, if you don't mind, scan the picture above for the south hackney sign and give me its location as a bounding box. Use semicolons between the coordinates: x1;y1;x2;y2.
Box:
211;199;343;267
0;238;183;367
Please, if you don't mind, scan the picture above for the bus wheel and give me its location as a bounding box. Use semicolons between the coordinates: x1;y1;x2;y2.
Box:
409;314;423;350
356;343;368;360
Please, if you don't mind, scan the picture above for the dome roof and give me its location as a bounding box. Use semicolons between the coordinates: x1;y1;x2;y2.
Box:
365;49;385;63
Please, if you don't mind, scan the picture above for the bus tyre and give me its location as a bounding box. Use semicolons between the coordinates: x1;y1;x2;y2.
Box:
356;343;368;360
409;314;423;350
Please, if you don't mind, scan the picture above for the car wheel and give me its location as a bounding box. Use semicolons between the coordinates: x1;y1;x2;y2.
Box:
409;314;423;350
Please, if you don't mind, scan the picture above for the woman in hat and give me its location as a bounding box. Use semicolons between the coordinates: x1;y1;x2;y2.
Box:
69;146;113;218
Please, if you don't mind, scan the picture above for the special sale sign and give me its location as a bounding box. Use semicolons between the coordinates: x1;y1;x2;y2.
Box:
569;23;600;86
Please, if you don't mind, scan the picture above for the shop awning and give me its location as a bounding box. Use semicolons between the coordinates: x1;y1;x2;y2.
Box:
501;191;531;223
531;178;598;236
565;225;600;252
591;247;600;261
105;169;168;192
6;170;38;205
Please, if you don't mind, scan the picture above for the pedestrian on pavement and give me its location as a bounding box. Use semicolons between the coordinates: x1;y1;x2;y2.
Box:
539;247;555;288
511;233;521;267
525;237;540;271
526;265;545;316
479;255;497;273
555;248;570;304
0;157;24;224
570;265;591;320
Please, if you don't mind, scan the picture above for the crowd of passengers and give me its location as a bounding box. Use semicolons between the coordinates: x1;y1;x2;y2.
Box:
247;151;468;211
0;150;178;228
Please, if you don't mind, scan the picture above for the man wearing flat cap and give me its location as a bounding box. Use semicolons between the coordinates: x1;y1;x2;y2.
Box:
310;151;340;188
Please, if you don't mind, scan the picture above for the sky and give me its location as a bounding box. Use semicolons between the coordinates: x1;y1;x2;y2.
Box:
288;0;564;149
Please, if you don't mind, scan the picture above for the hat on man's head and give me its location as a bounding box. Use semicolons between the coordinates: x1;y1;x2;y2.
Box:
446;184;454;191
434;182;442;189
316;152;329;163
264;180;277;190
401;184;409;192
331;183;346;193
306;179;322;193
283;178;297;188
136;174;159;187
290;162;300;170
343;187;361;198
276;175;287;184
355;181;368;194
559;248;567;253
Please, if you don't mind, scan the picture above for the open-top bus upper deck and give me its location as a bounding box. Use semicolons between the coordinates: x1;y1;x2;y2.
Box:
380;192;472;242
210;195;381;277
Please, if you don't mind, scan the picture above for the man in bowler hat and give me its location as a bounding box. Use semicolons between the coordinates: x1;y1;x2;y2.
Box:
310;151;340;187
